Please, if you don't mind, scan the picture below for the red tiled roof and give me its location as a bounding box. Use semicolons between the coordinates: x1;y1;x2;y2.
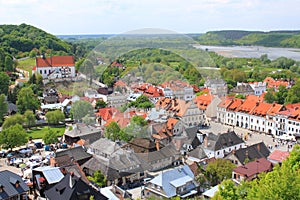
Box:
250;102;273;116
36;56;74;68
228;98;243;111
114;80;127;87
195;94;213;110
218;97;233;109
236;95;260;113
96;107;118;121
267;104;283;116
167;118;179;130
233;158;273;178
268;150;290;163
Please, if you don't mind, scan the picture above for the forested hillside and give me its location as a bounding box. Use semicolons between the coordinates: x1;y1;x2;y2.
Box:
196;30;300;47
0;23;73;58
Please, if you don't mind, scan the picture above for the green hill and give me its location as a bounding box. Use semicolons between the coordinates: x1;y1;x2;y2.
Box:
0;23;73;58
196;30;300;48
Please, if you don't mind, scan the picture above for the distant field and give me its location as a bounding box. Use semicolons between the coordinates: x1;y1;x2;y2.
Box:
18;58;35;76
26;126;65;139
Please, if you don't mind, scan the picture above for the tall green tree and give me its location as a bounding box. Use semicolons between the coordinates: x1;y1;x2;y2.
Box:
71;100;94;122
0;124;27;150
0;94;8;124
45;110;65;125
0;72;10;95
4;55;14;72
104;121;120;141
24;110;36;127
95;100;107;109
16;87;39;114
275;85;288;104
43;130;59;145
286;78;300;104
264;88;276;103
206;159;235;185
2;113;24;129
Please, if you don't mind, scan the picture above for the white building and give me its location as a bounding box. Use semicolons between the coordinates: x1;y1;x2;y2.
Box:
33;56;76;79
249;82;266;96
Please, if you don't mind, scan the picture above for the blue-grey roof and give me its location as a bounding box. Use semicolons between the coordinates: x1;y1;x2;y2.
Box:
0;170;29;200
33;166;64;184
149;165;195;198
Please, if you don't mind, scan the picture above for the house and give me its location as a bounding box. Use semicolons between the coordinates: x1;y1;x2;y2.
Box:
32;166;65;198
232;158;273;183
0;170;29;200
100;185;132;200
201;131;245;158
204;79;228;97
216;97;233;124
268;150;290;164
230;83;254;96
225;142;270;166
124;138;157;153
44;173;108;200
95;107;118;125
136;143;181;171
33;56;76;79
249;82;266;96
83;138;149;186
54;146;92;166
144;165;198;199
160;80;195;101
107;92;128;108
84;89;107;101
263;77;290;90
63;123;102;145
187;146;208;164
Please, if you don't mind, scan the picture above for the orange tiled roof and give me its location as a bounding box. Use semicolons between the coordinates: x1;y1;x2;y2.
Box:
36;56;74;68
96;107;118;121
236;95;260;113
167;118;179;130
194;94;213;110
250;102;273;116
267;104;283;116
114;80;127;87
228;98;243;111
218;97;233;109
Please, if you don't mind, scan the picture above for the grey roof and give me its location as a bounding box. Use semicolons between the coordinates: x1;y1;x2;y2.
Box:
136;143;180;163
7;102;17;114
90;138;122;156
55;146;92;162
205;79;226;86
188;146;207;160
149;165;196;198
64;124;102;138
33;166;64;184
203;131;244;151
231;84;254;94
0;170;29;200
233;142;270;164
44;173;107;200
203;185;219;198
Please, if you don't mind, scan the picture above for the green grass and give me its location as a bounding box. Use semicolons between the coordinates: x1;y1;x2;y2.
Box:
17;58;36;76
26;126;65;139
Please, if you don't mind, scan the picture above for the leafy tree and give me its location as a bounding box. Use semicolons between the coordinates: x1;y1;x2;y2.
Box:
4;55;14;72
71;100;94;122
275;85;288;104
129;95;154;109
2;113;24;129
104;121;120;141
0;72;10;95
206;159;235;185
95;100;107;109
121;115;148;139
286;78;300;104
24;110;36;127
87;170;106;187
0;124;27;150
29;49;37;58
16;87;39;114
264;88;276;103
235;94;245;99
43;130;58;145
0;94;8;124
212;179;239;200
45;110;65;125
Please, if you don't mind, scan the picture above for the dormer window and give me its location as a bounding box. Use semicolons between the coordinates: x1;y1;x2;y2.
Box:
0;184;4;193
10;177;20;188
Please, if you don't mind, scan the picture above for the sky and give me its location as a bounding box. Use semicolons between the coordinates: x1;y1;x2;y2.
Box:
0;0;300;35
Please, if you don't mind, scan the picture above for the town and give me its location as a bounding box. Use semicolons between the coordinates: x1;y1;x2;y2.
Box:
0;45;299;200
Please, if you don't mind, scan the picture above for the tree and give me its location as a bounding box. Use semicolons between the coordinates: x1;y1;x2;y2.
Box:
129;95;154;109
4;55;14;72
286;78;300;104
0;124;27;150
2;113;24;129
212;179;238;200
16;87;39;114
24;110;36;127
206;159;235;185
275;85;288;104
71;100;94;122
95;100;107;109
45;110;65;125
43;130;58;145
104;121;120;141
0;72;10;95
0;94;8;124
121;116;148;139
87;170;106;187
264;88;276;103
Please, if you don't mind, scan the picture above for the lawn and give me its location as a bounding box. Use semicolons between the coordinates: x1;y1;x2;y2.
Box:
17;58;36;76
26;126;66;139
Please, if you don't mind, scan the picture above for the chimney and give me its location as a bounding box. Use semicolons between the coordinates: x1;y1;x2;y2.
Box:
203;135;208;148
257;143;260;152
156;140;160;151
